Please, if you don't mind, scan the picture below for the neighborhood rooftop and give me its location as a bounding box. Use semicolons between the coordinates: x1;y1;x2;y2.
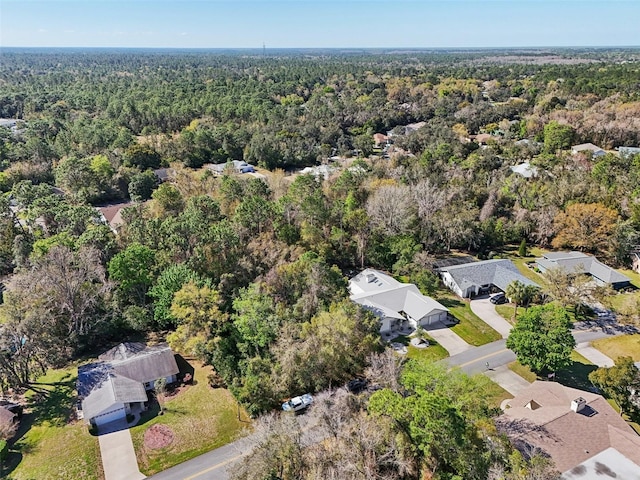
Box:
498;381;640;477
78;343;179;427
349;269;448;333
537;251;631;287
439;259;538;298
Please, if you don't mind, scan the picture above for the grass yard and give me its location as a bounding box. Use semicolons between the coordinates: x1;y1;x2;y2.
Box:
591;334;640;362
508;351;598;392
6;368;104;480
484;381;513;408
503;246;550;288
130;361;251;476
494;304;526;325
390;335;449;362
616;268;640;289
507;361;537;382
437;293;502;346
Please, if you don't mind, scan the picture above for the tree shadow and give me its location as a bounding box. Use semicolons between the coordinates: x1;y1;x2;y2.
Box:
555;360;599;392
438;297;464;309
27;379;76;427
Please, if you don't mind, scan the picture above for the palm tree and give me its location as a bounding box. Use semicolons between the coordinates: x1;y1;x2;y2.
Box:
506;281;526;320
506;281;541;320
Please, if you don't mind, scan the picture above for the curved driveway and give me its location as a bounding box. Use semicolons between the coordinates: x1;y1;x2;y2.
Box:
469;296;513;338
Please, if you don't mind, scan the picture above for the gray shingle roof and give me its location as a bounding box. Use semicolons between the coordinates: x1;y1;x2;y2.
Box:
539;252;630;285
78;343;179;422
440;259;538;292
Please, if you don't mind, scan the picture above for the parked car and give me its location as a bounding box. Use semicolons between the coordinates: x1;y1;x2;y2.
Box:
490;293;507;305
347;378;368;394
282;393;313;413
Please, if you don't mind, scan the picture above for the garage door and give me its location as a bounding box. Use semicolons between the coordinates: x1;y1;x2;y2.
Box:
93;407;126;427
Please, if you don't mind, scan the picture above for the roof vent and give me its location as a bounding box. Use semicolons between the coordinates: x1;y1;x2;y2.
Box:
571;397;586;413
525;400;541;410
366;273;377;283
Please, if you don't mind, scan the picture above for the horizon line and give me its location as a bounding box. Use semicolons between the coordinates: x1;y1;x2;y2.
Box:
3;45;640;51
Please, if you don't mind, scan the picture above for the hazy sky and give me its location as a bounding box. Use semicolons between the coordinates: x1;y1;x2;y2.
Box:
1;0;638;49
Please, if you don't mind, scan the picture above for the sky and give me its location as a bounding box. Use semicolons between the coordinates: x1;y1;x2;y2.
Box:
1;0;638;49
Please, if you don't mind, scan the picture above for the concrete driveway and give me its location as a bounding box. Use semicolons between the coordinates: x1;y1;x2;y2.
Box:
470;296;513;338
98;421;146;480
575;342;615;367
483;365;531;395
423;320;471;356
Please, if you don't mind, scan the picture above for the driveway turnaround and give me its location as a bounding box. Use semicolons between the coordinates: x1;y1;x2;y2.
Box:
483;365;531;396
575;342;615;367
98;422;146;480
469;296;513;338
423;320;471;356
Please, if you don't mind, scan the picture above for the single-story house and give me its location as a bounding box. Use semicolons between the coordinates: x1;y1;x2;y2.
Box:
300;164;336;179
536;251;631;290
349;269;448;334
153;167;175;183
617;146;640;158
571;143;605;157
77;343;180;429
206;160;256;175
438;259;539;298
96;202;133;234
510;161;538;178
632;252;640;274
498;381;640;479
372;133;389;147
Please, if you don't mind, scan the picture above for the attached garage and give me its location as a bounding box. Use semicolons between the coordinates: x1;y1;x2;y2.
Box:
91;404;126;427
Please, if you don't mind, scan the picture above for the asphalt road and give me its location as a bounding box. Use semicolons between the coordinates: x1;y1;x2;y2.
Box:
149;324;628;480
149;441;245;480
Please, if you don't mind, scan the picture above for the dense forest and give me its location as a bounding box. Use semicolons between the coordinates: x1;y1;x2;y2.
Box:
1;48;640;479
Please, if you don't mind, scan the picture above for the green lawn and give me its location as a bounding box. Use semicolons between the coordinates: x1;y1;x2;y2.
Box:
130;362;251;476
437;293;502;346
391;335;449;362
616;268;640;289
494;304;526;325
508;351;598;392
503;246;550;288
484;381;513;408
591;334;640;362
507;361;537;382
6;368;104;480
555;351;599;391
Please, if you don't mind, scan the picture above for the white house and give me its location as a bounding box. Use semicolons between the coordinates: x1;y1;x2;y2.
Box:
536;251;631;290
571;143;605;157
349;269;448;334
77;343;180;429
438;259;538;298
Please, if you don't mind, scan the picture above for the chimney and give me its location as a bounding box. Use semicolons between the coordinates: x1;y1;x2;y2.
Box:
571;397;586;413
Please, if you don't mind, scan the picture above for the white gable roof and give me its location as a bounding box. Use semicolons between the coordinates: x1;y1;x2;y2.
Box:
349;269;447;321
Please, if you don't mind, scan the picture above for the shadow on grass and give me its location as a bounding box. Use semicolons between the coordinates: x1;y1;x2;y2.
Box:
438;297;465;309
27;379;76;427
2;378;76;478
555;360;599;392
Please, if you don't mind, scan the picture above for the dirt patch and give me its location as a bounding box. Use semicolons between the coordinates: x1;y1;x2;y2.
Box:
144;424;175;450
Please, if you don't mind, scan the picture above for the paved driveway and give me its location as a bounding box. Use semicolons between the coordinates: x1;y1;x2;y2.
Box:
483;365;531;395
423;320;471;356
470;296;513;338
575;342;615;367
98;421;146;480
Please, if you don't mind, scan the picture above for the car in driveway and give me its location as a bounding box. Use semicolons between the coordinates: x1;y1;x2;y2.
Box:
282;393;313;413
490;293;507;304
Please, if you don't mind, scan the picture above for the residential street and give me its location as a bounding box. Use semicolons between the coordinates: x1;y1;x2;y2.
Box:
148;327;627;480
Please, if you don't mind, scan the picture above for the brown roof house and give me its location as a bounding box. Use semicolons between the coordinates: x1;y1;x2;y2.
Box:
498;381;640;479
373;133;389;147
77;343;179;429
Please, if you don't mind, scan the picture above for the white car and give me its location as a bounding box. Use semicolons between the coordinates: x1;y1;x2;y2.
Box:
282;393;313;412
